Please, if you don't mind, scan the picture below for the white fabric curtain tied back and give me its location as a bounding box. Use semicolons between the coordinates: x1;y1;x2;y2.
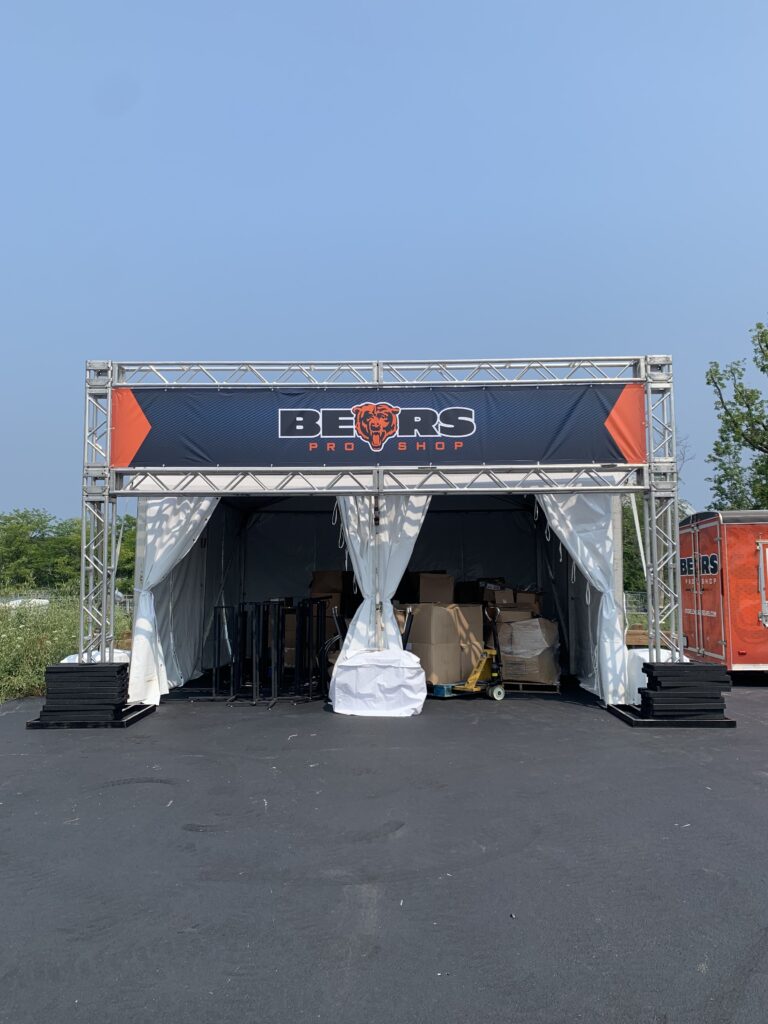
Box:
330;494;430;716
334;494;430;658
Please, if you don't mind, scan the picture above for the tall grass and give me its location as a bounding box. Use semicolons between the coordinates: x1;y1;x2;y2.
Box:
0;596;130;702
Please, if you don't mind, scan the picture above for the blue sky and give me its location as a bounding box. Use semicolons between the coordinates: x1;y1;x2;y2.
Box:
1;1;766;515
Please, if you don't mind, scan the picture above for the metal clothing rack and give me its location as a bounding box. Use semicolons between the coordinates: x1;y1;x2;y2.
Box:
212;598;333;704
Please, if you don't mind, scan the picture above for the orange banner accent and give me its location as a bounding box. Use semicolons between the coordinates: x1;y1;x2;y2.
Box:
111;388;151;466
604;383;647;464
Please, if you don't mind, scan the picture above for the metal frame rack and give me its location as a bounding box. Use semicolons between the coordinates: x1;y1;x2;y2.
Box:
210;599;330;703
79;355;682;667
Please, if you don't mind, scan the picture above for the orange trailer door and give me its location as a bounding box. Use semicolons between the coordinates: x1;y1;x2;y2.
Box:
724;525;768;671
696;520;726;664
680;526;700;656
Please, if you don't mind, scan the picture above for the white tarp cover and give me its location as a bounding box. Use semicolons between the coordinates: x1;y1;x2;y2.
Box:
537;493;628;704
129;497;218;705
330;494;430;716
331;649;428;717
62;649;130;664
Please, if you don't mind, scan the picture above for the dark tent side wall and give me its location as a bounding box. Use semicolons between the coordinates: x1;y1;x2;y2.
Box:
151;494;593;692
407;496;539;589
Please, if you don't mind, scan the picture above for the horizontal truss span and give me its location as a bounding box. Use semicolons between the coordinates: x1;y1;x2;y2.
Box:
112;464;646;496
107;356;666;388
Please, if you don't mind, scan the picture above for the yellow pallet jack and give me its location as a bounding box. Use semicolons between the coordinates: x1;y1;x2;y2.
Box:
429;608;505;702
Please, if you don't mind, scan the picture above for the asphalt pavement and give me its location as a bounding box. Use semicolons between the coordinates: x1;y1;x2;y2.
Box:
2;688;768;1024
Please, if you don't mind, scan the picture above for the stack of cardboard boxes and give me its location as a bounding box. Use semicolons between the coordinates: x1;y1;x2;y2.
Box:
311;568;561;689
497;618;560;684
404;601;485;685
486;589;560;685
394;572;483;685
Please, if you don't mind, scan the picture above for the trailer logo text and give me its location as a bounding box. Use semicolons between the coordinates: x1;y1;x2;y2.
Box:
680;553;719;576
279;402;476;453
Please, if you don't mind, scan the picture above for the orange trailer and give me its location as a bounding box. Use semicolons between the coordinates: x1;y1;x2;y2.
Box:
680;511;768;674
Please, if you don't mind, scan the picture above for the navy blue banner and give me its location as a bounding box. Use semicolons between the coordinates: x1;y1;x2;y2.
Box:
111;384;647;468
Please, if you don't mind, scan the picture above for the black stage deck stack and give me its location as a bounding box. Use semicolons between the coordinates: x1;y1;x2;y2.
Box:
27;663;155;729
639;663;732;723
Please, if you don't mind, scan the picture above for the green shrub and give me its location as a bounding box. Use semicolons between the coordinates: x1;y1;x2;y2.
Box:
0;596;130;702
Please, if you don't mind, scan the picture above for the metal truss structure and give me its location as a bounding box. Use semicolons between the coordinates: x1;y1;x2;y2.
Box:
79;356;682;666
113;356;643;387
80;363;117;661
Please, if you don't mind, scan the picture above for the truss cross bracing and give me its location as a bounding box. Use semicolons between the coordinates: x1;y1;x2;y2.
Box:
79;356;682;667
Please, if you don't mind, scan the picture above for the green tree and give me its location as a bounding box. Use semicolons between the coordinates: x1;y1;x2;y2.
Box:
115;514;137;594
0;509;80;591
706;322;768;509
0;508;136;594
621;498;646;593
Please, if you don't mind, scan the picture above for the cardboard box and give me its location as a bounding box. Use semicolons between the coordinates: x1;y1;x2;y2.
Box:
410;642;463;685
403;603;483;647
500;649;560;684
310;570;346;594
418;573;454;603
498;617;558;658
452;604;484;646
483;587;541;613
406;604;459;645
483;586;518;606
510;617;559;655
495;608;533;624
496;622;517;655
310;571;359;617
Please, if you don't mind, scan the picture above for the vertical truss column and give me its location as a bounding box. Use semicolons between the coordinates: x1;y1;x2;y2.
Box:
79;362;117;663
643;356;683;661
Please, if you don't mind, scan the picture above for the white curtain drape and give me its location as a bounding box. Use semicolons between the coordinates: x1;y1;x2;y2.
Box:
336;494;431;656
537;493;628;705
331;494;430;716
152;536;209;688
129;497;219;705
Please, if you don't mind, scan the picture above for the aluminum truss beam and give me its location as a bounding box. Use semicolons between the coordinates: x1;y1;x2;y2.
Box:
79;363;117;663
113;355;648;387
643;357;683;662
112;464;646;497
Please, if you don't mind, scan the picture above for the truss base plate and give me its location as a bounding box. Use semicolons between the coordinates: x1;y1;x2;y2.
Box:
607;705;736;728
26;704;156;729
